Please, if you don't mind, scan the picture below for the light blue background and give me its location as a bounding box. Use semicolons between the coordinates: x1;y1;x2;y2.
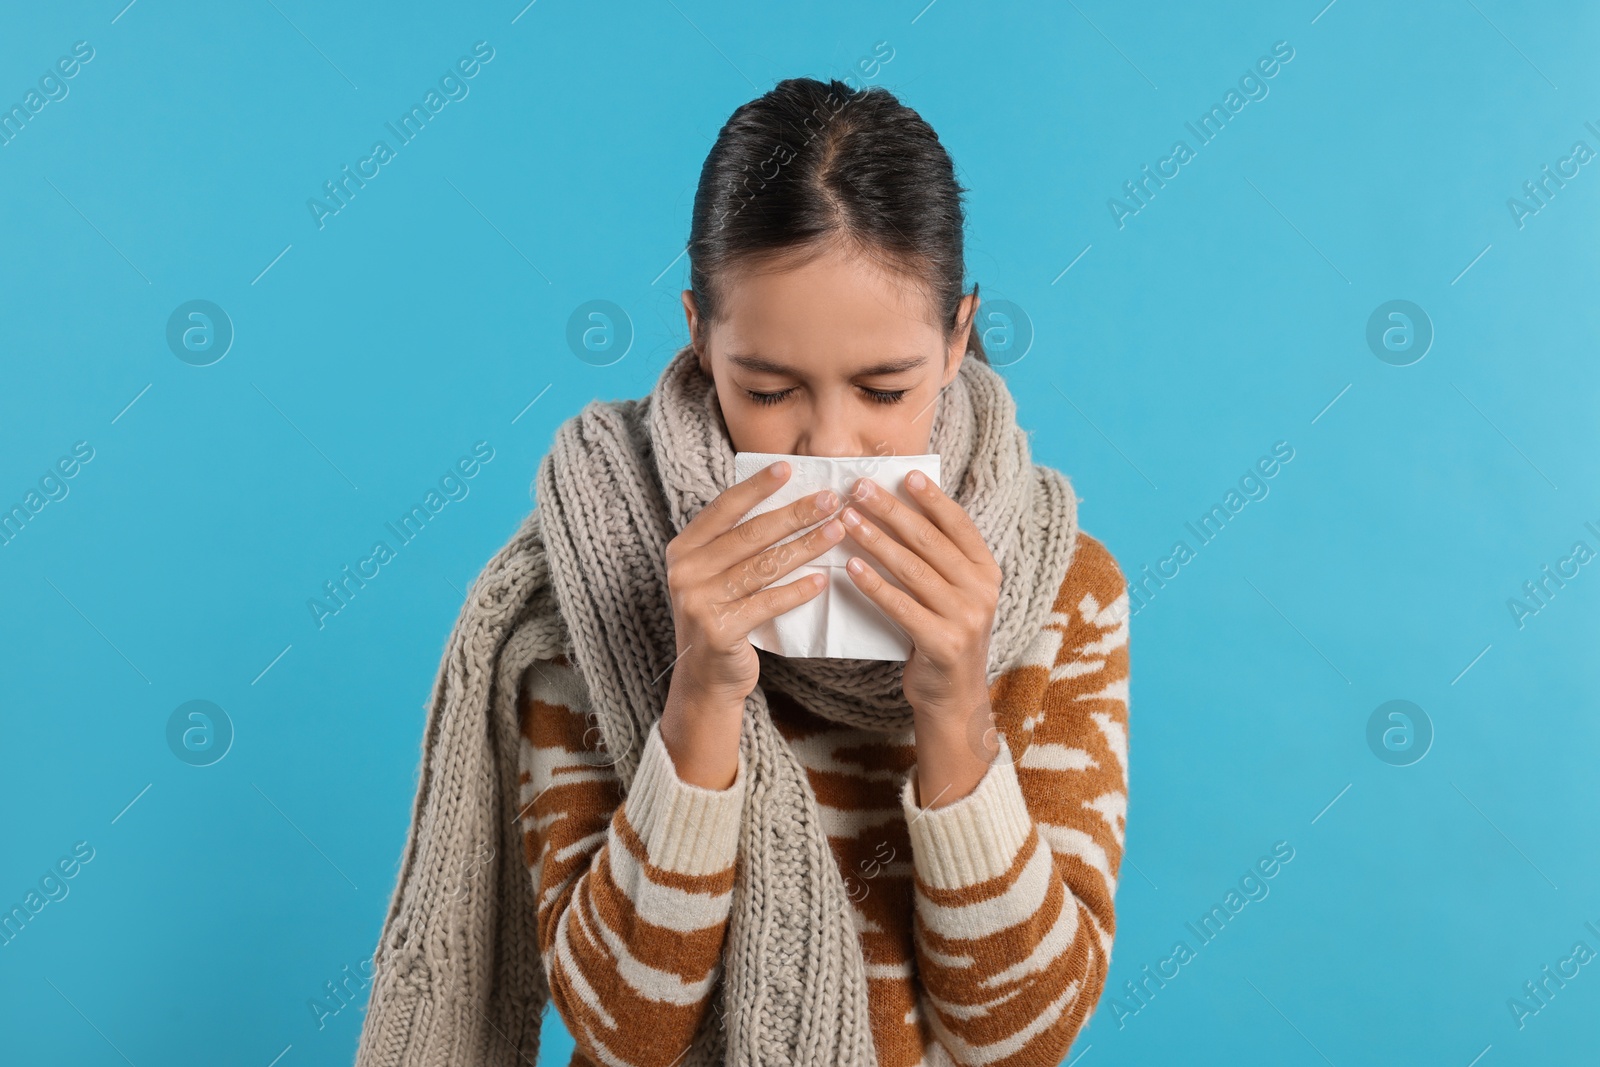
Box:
2;2;1596;1065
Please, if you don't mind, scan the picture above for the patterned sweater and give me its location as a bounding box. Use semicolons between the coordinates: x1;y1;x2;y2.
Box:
515;533;1130;1067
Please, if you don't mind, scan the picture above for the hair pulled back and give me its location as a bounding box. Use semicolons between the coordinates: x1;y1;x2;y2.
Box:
687;77;987;364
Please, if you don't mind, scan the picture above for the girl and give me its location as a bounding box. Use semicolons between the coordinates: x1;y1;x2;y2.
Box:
355;78;1130;1067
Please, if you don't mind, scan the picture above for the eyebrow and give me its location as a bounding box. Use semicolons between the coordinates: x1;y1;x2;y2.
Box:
727;353;928;377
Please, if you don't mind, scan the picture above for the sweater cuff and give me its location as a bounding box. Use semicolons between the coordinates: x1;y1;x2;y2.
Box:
622;719;747;876
901;732;1034;890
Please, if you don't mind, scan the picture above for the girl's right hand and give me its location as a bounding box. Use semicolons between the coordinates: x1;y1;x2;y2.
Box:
663;460;844;709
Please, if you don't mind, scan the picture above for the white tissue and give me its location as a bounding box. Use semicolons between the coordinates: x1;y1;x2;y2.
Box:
731;451;942;661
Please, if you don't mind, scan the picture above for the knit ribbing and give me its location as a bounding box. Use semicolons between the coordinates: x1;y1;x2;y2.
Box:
517;532;1132;1066
901;733;1037;890
625;720;747;875
353;342;1085;1067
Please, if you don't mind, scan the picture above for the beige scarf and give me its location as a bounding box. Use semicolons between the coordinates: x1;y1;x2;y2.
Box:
354;344;1078;1066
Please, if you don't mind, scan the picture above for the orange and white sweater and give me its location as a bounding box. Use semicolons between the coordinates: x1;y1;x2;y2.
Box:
515;533;1130;1067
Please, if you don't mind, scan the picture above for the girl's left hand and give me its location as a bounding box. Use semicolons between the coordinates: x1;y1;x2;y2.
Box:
839;470;1001;725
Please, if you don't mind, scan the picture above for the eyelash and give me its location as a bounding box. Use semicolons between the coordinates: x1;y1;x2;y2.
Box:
746;387;908;406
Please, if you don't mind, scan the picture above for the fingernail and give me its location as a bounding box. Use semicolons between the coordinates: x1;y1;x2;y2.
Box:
854;478;874;497
907;470;926;490
816;489;838;510
823;518;844;539
768;460;788;478
847;557;865;574
841;507;862;526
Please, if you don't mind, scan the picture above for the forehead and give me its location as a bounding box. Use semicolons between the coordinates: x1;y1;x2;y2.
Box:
710;243;942;360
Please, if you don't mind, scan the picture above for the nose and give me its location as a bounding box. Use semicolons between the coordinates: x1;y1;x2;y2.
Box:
796;425;870;460
795;394;860;458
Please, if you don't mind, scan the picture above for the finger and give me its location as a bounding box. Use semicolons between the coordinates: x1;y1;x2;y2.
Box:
678;460;792;550
705;486;840;569
900;468;994;565
838;505;949;606
727;517;846;597
843;555;939;645
845;477;967;584
729;570;828;632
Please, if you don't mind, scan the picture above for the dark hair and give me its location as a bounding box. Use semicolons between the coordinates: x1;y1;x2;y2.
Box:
687;77;987;364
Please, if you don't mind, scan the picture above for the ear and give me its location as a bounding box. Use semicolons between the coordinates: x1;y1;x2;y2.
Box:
943;290;979;386
681;290;707;370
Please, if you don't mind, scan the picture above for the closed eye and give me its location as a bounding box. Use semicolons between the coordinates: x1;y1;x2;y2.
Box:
744;385;910;406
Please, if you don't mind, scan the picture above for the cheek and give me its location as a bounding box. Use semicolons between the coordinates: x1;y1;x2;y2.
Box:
889;425;933;455
717;395;791;454
870;405;933;455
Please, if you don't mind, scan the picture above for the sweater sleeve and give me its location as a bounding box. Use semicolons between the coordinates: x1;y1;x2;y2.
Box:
516;656;748;1067
897;533;1130;1066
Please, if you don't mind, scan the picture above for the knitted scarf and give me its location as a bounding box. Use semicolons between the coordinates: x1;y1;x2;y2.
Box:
354;343;1079;1067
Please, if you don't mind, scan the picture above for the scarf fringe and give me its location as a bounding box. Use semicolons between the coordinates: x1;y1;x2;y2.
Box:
354;344;1078;1067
